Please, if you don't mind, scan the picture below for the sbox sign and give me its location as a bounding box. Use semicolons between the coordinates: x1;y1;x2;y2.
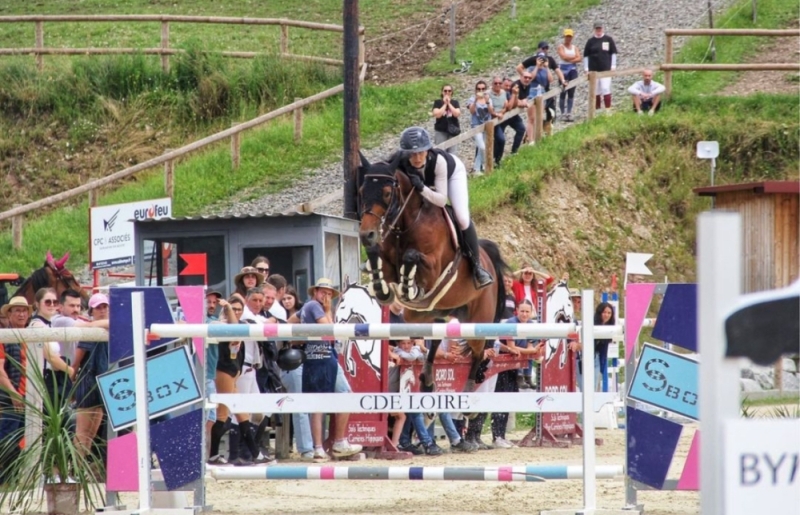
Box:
627;343;699;420
96;346;201;431
90;197;171;269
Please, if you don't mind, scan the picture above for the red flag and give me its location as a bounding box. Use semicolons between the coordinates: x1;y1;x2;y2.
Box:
179;253;207;285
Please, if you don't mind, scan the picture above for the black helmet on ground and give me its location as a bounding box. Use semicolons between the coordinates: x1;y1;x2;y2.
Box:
399;127;432;152
277;347;304;371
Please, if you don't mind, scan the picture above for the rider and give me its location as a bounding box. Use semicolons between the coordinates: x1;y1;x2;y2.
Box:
396;126;493;289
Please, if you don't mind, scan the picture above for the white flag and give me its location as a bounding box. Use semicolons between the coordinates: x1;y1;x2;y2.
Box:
625;253;653;276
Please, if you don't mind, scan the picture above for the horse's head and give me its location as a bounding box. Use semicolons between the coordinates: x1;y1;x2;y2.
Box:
358;152;397;248
43;251;89;308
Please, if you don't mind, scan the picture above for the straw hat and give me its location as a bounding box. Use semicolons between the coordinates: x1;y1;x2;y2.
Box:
233;266;265;288
1;296;33;317
307;277;340;298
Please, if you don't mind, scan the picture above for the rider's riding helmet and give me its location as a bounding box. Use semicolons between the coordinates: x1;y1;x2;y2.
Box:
399;127;432;152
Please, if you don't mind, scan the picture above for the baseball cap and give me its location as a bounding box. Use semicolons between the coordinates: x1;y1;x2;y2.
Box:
89;292;109;309
563;28;574;37
537;41;550;49
593;21;603;28
536;52;547;59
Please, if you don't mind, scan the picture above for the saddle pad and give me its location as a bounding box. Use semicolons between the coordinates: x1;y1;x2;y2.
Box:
441;205;461;251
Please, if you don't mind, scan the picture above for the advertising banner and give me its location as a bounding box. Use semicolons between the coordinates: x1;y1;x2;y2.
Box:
90;198;171;269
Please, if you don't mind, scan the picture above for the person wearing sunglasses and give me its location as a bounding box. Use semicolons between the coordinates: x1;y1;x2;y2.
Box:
466;80;495;176
431;84;461;155
250;255;271;279
488;76;511;168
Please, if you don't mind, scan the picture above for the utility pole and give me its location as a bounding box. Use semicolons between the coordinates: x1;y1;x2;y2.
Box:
343;0;360;220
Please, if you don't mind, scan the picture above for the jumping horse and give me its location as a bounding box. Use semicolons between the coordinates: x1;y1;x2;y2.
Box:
0;251;87;328
357;153;509;394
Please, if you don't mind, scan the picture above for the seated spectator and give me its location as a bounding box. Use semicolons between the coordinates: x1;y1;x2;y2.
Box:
628;69;665;116
431;84;461;155
466;80;495;176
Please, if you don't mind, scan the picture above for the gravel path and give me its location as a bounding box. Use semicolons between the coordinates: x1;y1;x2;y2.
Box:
206;0;737;218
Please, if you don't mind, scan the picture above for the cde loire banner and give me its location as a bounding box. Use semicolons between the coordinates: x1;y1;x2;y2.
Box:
90;198;171;269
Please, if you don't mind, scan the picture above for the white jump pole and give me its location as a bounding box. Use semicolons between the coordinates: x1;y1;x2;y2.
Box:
132;292;153;515
581;289;597;513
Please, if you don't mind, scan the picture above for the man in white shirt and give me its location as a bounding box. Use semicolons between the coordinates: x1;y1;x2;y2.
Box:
628;69;666;116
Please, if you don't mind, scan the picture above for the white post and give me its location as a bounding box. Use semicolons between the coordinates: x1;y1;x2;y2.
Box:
132;292;152;513
581;289;596;512
698;212;742;515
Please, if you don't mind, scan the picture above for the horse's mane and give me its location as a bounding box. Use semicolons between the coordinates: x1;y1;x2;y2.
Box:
14;264;50;297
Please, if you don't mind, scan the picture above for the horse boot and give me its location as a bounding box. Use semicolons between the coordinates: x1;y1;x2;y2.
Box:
463;222;493;289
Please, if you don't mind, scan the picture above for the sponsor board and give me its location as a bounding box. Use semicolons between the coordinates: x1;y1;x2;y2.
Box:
90;198;171;269
627;343;698;420
96;346;202;431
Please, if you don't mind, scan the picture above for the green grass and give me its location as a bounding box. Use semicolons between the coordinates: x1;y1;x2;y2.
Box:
668;0;799;94
0;80;437;272
425;0;602;75
742;394;800;407
0;0;438;63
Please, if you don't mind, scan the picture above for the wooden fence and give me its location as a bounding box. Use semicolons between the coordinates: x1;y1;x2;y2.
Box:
0;15;365;70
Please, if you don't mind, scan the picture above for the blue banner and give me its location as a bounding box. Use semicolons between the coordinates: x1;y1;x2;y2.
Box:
96;346;202;431
627;344;698;420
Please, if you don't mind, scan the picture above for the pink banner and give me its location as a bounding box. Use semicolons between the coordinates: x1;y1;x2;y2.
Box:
106;433;139;492
624;283;656;360
677;430;700;490
175;286;206;365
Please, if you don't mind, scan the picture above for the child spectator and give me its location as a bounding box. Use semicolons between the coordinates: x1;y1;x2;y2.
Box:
501;274;517;321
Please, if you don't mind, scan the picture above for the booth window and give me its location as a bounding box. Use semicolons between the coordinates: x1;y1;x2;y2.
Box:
142;236;227;295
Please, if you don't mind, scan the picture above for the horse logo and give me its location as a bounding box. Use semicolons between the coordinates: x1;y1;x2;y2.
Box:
544;280;575;369
335;281;383;379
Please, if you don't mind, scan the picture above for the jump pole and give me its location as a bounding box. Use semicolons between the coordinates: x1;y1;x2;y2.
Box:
210;464;625;481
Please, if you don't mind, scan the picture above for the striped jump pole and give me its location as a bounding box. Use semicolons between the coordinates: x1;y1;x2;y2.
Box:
149;322;622;341
210;465;624;482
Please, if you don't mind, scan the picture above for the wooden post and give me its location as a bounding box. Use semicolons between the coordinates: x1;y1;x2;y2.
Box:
587;71;597;120
230;124;240;170
280;24;289;55
275;419;291;459
11;205;23;250
160;21;170;73
88;189;98;208
511;0;517;19
708;0;716;63
752;0;757;22
484;120;494;174
449;3;457;65
35;21;44;71
358;32;366;68
534;96;544;142
664;35;674;99
293;97;303;143
164;151;174;198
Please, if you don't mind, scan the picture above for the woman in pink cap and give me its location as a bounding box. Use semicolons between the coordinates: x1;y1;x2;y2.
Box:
73;292;110;460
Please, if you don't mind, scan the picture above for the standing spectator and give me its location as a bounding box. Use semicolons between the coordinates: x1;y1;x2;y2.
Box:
571;301;615;392
206;290;223;319
0;297;31;482
557;29;582;121
251;256;271;280
488;76;511;168
516;41;567;87
628;69;665;115
529;53;555;140
512;264;554;306
266;275;288;321
466;80;495;176
234;266;265;300
73;293;111;461
431;84;461;154
290;278;362;461
510;71;534;145
281;286;303;320
500;274;517;321
584;21;618;114
499;78;526;157
29;288;73;405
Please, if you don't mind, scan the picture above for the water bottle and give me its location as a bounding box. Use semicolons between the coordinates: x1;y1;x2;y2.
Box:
535;84;543;98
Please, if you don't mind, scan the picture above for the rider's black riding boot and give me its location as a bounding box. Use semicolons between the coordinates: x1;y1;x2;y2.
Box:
463;222;494;289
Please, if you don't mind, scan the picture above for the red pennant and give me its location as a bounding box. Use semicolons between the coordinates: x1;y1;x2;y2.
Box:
178;253;207;286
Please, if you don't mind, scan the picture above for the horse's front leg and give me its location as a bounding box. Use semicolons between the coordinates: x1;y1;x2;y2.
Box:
420;338;440;393
366;246;395;304
399;249;425;301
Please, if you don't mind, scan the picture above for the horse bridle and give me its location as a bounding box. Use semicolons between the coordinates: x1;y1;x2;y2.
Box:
360;172;421;244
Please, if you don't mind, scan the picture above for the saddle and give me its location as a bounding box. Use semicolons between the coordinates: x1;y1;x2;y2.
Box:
441;205;463;252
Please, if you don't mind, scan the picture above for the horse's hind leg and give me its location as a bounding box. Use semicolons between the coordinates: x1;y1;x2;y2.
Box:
463;341;484;394
420;338;440;392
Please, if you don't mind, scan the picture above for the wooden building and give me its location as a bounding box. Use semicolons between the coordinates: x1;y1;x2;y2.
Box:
695;181;799;293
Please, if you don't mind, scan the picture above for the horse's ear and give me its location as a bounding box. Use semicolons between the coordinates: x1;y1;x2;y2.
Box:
359;151;370;170
46;250;55;267
55;252;70;270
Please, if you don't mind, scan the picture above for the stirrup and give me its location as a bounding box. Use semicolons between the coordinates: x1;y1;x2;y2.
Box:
473;267;493;290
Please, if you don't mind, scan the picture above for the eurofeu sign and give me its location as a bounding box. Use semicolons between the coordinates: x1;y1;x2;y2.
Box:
96;346;201;431
90;197;171;269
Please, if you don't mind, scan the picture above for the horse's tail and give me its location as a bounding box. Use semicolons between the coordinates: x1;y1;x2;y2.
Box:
479;239;510;323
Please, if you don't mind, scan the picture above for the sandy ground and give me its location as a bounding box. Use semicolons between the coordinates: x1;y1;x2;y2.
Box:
137;425;701;515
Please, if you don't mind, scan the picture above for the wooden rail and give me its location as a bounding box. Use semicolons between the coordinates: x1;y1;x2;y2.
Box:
663;28;799;97
0;15;365;71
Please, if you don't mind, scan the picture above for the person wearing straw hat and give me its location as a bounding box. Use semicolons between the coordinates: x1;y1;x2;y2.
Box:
0;296;32;482
289;278;363;461
233;266;265;300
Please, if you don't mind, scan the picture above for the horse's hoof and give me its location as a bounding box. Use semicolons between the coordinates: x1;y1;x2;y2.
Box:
418;374;435;393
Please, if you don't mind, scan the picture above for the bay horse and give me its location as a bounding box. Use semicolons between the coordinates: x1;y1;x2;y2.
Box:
357;153;509;394
0;251;88;328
